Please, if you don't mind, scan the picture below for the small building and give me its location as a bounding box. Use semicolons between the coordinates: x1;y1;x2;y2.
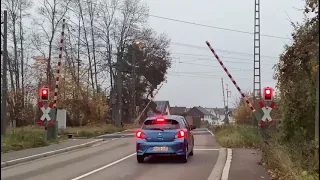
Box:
154;101;171;115
170;106;187;116
210;107;236;124
185;106;216;124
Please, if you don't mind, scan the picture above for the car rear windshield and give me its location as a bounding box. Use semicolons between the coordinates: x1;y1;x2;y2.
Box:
142;119;180;130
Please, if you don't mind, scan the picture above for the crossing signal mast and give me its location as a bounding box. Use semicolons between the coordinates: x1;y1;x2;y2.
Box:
253;0;261;101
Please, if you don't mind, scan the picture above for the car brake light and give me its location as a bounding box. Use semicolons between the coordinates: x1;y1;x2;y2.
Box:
136;130;146;138
175;130;185;138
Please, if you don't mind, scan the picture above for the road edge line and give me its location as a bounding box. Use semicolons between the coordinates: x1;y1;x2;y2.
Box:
207;147;227;180
1;139;103;168
221;148;232;180
206;128;215;136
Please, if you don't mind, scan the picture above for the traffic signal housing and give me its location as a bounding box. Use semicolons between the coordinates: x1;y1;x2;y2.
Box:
40;88;49;101
263;87;273;101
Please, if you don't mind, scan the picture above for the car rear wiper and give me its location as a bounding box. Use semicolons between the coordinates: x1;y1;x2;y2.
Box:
150;128;164;131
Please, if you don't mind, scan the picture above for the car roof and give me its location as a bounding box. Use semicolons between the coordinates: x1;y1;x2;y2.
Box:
145;115;184;122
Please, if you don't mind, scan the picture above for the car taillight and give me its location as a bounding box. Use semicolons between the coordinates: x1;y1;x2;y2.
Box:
136;130;146;138
175;130;185;138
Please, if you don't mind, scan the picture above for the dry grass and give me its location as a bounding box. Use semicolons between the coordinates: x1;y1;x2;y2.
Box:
1;126;64;153
212;124;263;148
60;124;124;137
212;124;319;180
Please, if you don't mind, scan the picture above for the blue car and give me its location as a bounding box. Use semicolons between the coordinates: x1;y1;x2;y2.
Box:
135;115;196;163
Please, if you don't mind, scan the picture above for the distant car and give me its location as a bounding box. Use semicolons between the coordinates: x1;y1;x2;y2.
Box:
135;115;196;163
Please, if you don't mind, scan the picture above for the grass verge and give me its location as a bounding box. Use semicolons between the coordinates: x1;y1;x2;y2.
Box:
1;126;65;153
211;124;319;180
212;124;263;148
1;124;124;153
60;124;124;138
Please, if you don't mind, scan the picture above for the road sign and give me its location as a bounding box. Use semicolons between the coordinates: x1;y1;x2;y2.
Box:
258;101;276;126
37;101;54;126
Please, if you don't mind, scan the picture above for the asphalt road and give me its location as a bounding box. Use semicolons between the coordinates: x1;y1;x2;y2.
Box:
1;128;220;180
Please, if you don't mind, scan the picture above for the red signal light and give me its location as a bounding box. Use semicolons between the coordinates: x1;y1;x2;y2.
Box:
265;89;271;95
263;87;273;101
40;88;49;101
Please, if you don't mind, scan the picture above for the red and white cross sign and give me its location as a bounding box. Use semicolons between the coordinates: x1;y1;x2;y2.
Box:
37;101;54;126
258;101;276;126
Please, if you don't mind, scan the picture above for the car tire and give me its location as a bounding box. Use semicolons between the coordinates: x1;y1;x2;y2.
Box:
189;150;194;156
180;147;188;163
137;155;144;163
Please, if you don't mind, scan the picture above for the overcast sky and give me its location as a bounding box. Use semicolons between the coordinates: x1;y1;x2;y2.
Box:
147;0;305;108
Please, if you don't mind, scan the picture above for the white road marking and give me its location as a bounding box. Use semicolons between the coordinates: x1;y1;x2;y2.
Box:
206;128;215;136
221;148;232;180
70;153;136;180
112;138;118;140
194;148;219;151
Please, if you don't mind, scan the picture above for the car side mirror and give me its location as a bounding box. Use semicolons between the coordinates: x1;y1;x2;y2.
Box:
190;125;196;130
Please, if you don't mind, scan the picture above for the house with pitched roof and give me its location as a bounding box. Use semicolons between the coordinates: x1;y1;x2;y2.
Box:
170;106;188;116
185;106;218;124
206;107;236;124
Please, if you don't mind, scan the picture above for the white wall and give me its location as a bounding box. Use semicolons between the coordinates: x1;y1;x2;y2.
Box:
165;105;170;115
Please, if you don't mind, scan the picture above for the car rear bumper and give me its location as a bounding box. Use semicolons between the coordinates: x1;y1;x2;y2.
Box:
136;138;187;156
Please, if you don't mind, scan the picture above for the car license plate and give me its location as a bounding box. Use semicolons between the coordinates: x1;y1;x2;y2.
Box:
153;146;168;151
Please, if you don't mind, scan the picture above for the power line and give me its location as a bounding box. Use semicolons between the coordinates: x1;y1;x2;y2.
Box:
176;61;275;72
65;13;281;60
171;52;279;60
172;55;277;65
67;2;291;40
149;15;291;40
171;42;280;59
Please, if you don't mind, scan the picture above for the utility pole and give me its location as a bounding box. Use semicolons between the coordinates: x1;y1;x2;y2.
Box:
315;46;319;160
225;84;230;124
1;10;8;136
115;51;123;127
221;78;226;108
131;42;137;123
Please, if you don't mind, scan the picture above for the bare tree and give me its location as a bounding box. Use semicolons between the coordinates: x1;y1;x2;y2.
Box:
34;0;71;85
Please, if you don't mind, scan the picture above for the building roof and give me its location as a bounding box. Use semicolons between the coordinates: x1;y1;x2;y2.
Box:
214;107;236;115
170;106;187;115
194;106;212;115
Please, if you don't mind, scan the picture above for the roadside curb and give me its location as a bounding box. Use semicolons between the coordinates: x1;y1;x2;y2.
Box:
207;148;227;180
1;139;103;168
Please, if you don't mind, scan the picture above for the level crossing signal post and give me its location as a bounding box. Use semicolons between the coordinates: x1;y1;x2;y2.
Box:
37;87;58;141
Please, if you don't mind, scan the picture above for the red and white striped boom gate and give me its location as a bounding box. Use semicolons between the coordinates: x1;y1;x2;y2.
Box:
205;41;263;125
53;19;66;107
